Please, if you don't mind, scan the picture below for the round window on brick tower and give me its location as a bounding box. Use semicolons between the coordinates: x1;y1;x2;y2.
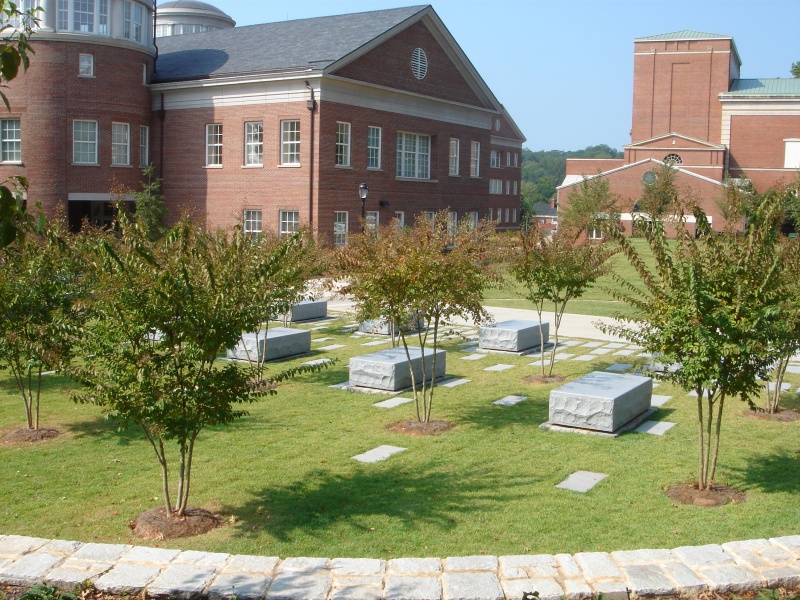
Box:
664;153;683;165
411;47;428;80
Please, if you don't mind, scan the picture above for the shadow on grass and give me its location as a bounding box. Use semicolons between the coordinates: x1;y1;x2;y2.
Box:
223;463;536;541
728;450;800;494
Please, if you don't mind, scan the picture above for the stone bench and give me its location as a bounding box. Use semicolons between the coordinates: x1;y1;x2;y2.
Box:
479;319;549;352
287;299;327;322
227;327;311;362
545;371;653;434
359;315;425;336
349;346;446;391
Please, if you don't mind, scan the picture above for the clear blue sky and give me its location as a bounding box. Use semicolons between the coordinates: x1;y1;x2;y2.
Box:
183;0;800;152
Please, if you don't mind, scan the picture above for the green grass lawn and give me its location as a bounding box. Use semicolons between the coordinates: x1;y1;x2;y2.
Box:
2;318;799;559
484;238;656;318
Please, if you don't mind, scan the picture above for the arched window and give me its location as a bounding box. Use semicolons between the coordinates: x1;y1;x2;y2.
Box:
664;153;683;165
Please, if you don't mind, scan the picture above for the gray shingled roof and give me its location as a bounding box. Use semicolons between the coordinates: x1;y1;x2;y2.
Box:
634;30;731;41
153;5;428;82
724;78;800;96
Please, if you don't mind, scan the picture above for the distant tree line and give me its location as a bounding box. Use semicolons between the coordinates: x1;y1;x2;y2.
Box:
520;144;623;216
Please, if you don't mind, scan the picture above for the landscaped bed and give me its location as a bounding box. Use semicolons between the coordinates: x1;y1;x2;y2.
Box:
1;315;798;559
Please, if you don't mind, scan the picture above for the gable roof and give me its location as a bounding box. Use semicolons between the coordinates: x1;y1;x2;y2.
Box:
153;5;428;82
557;158;725;190
722;78;800;98
634;30;740;67
625;132;726;150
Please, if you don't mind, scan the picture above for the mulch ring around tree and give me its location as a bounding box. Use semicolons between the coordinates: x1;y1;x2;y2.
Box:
665;483;746;507
130;507;222;540
523;374;566;385
387;419;453;436
743;409;800;422
1;428;60;445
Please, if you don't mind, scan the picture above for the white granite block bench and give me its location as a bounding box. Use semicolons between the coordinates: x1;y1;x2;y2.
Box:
349;346;446;391
479;319;549;352
543;371;654;435
227;327;311;362
359;315;425;336
287;300;327;322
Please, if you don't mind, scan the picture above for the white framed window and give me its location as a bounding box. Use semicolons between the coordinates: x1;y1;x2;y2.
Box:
367;126;381;169
587;226;603;240
122;1;144;43
281;120;300;165
244;122;263;166
512;209;518;223
468;211;479;229
489;179;502;194
243;210;262;238
335;121;351;167
139;125;149;167
98;0;107;34
396;132;430;179
333;211;348;247
57;0;108;34
206;123;222;166
8;0;36;28
505;180;511;195
111;123;130;166
79;53;93;77
74;0;94;32
784;138;800;169
280;210;299;237
447;211;457;236
506;152;511;167
514;152;519;167
449;138;460;176
488;208;493;222
393;210;405;228
366;210;379;232
490;150;500;168
72;120;97;164
470;141;480;177
504;208;510;223
496;209;501;223
424;211;435;224
513;180;518;195
0;119;21;163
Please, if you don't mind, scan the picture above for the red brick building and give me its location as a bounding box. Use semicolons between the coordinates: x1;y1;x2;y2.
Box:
2;2;524;241
557;30;800;234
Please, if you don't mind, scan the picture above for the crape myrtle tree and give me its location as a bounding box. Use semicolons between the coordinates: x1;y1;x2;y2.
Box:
602;188;790;491
71;214;324;518
339;211;497;423
0;218;87;430
513;176;618;376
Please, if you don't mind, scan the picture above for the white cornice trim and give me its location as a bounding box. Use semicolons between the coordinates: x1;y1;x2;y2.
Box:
151;71;322;91
31;32;156;56
557;158;725;190
626;132;725;150
490;136;523;148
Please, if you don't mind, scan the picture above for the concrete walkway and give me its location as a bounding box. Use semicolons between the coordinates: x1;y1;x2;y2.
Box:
1;534;799;599
325;298;626;342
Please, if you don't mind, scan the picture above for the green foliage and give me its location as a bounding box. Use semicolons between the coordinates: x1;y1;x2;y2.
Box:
604;183;791;490
559;174;620;238
70;215;324;517
0;217;86;430
791;60;800;78
129;165;167;241
339;212;499;422
521;144;623;215
19;584;77;600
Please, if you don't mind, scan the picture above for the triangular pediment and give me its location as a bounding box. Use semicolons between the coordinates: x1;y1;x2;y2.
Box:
558;158;725;190
625;133;726;151
326;7;499;111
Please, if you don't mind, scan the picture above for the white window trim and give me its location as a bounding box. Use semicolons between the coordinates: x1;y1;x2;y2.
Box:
111;122;130;166
396;131;431;180
0;118;21;164
243;209;262;238
244;121;263;167
469;211;479;229
79;53;94;77
205;123;223;167
366;210;379;232
449;138;460;176
281;120;300;165
139;125;149;167
470;141;480;177
505;180;510;195
72;119;98;165
489;179;502;195
367;126;382;170
784;138;800;169
335;121;351;167
334;211;349;247
279;209;300;237
394;210;405;228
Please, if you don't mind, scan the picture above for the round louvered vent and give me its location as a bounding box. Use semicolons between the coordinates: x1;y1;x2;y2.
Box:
411;48;428;80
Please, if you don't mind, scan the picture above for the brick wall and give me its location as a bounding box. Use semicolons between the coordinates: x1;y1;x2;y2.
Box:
0;39;154;219
728;114;800;191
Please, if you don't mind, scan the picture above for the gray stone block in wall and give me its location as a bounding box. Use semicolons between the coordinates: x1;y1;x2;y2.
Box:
548;371;652;433
479;320;549;352
227;328;311;362
288;300;327;322
349;347;446;391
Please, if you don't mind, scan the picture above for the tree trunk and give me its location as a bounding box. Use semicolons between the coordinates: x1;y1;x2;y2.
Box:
426;314;440;423
399;330;421;422
703;391;715;491
768;357;788;413
708;392;725;486
696;390;706;490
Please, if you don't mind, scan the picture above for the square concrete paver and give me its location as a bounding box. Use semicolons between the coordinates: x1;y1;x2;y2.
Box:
582;342;605;348
493;395;528;407
590;347;614;355
613;349;637;356
605;363;632;373
352;445;407;463
604;343;627;349
786;365;800;374
318;344;345;351
552;353;575;361
484;364;515;372
329;382;349;389
373;397;413;409
555;471;608;493
573;354;597;362
362;340;390;346
460;353;487;361
303;358;332;366
767;382;791;392
559;340;584;347
636;421;676;436
441;378;471;388
312;337;332;343
651;395;672;407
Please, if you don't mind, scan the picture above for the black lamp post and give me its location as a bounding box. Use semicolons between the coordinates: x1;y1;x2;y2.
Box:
359;183;369;231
